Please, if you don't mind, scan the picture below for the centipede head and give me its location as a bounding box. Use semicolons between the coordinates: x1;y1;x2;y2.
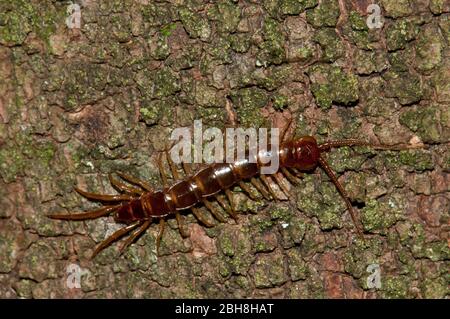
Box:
280;136;320;171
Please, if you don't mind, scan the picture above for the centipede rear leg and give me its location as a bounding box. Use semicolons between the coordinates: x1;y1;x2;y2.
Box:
108;173;144;196
119;219;152;255
74;187;133;202
48;204;121;220
47;182;135;221
116;171;154;191
49;174;154;258
91;221;143;259
49;174;146;221
108;172;164;256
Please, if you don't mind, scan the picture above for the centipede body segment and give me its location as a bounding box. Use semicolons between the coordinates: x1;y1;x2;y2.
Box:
48;126;412;259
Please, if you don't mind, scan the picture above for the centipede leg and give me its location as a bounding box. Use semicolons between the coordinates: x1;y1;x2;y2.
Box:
156;219;166;256
280;116;295;143
318;156;364;237
215;195;235;219
159;153;193;235
158;153;169;186
169;158;196;236
119;219;152;255
182;162;196;176
281;167;300;185
224;189;238;221
185;161;230;223
272;173;291;198
48;204;121;220
191;207;214;227
166;151;181;180
116;172;153;192
175;212;189;237
91;221;142;259
203;199;226;223
291;168;304;179
238;181;258;200
109;174;143;196
75;187;132;202
250;177;271;200
260;175;280;200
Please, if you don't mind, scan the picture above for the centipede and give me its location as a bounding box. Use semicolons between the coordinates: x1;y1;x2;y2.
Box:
48;125;414;259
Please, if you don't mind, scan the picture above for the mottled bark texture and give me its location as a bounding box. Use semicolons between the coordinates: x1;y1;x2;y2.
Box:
0;0;449;298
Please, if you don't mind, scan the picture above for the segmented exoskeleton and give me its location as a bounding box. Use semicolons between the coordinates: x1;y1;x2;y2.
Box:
48;127;412;259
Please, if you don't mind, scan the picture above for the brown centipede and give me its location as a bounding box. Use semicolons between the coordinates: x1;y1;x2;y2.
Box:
48;126;414;259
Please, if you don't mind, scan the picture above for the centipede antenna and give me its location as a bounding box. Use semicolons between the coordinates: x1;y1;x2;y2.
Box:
318;156;364;238
319;139;422;152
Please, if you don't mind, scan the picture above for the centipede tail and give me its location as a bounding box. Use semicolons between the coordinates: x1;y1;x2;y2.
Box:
47;204;121;220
